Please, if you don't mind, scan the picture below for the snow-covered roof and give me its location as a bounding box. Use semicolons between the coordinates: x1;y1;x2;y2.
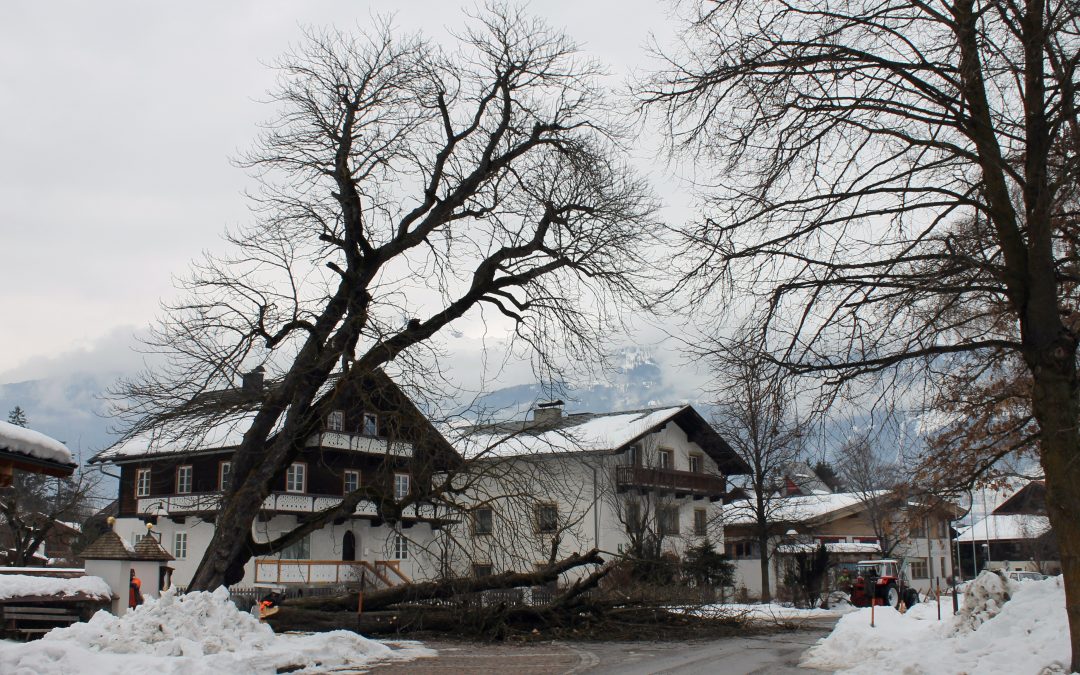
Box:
453;406;687;458
0;420;74;467
722;491;883;526
956;514;1051;542
93;412;260;462
0;574;113;602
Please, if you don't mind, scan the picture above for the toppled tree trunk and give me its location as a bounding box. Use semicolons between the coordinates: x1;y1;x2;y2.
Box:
284;549;604;613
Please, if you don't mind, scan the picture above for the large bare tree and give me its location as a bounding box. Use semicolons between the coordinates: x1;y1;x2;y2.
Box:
644;0;1080;665
113;6;657;591
709;337;804;601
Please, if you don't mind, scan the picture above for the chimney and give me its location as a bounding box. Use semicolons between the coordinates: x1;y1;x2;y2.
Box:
242;366;265;393
532;400;564;424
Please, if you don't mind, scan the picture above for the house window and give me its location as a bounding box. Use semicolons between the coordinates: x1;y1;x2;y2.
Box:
473;563;493;578
855;537;879;545
394;473;410;500
286;463;307;493
394;534;409;560
909;557;929;579
910;517;927;539
327;410;344;432
727;540;756;559
173;532;188;560
658;449;673;469
280;535;310;560
218;461;232;491
937;519;950;539
536;504;559;533
473;507;494;535
625;501;643;533
657;505;679;536
135;468;151;498
362;413;378;436
693;508;708;536
176;466;193;494
628;444;642;466
688;454;703;474
344;470;360;494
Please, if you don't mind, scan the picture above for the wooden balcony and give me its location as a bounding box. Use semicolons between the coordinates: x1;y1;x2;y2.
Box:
615;465;727;500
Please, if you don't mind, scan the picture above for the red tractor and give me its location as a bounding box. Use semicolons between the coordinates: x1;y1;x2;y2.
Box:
849;559;920;609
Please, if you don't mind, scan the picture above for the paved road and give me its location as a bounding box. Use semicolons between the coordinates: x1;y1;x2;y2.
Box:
369;619;836;674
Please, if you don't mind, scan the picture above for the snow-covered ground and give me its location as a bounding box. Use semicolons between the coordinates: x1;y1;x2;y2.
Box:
688;601;851;622
0;574;112;601
802;572;1069;674
0;587;434;674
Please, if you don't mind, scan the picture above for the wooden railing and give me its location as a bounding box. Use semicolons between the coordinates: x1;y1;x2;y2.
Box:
615;465;727;498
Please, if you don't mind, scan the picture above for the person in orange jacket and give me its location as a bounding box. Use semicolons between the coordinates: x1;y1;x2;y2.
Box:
129;568;144;609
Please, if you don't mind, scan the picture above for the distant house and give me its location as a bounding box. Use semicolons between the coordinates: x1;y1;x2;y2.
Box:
88;370;459;589
722;490;960;599
0;515;82;567
956;480;1058;575
449;402;749;580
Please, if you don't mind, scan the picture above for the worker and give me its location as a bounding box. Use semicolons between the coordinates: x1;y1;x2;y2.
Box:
129;568;144;609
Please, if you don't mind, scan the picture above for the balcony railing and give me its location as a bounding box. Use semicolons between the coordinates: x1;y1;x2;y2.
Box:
305;432;413;457
137;492;437;519
615;465;727;499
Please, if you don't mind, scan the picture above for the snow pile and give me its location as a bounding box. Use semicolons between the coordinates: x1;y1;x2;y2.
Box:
0;420;73;465
0;587;433;674
690;602;848;622
0;574;112;601
802;575;1069;674
958;570;1010;630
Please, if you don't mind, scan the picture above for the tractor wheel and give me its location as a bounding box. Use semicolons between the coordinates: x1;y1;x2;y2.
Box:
904;588;920;607
886;584;900;608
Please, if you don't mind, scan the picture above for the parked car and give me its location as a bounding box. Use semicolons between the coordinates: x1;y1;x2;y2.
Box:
1007;571;1047;582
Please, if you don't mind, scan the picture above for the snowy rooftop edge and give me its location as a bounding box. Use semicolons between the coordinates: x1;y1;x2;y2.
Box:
0;420;74;466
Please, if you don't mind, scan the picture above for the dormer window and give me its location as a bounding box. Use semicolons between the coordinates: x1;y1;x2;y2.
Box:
362;413;378;436
327;410;344;432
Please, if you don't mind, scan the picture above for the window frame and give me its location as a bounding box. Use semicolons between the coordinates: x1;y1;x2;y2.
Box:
658;448;674;470
175;465;193;495
343;470;360;495
473;507;494;536
693;508;708;536
393;533;409;560
657;505;680;536
218;461;232;492
909;557;929;579
362;412;379;436
393;472;410;501
327;410;344;432
535;503;559;534
285;462;307;494
135;468;151;498
173;531;188;560
472;563;493;578
688;453;703;474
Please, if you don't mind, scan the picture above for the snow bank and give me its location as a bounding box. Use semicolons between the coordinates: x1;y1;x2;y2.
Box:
0;420;73;465
0;587;433;674
802;574;1069;674
958;569;1010;630
0;574;112;601
690;601;848;622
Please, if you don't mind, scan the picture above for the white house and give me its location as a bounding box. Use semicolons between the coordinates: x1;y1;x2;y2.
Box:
447;402;749;580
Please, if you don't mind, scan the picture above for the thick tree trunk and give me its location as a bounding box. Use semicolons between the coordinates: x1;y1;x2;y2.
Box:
1027;352;1080;672
758;531;771;602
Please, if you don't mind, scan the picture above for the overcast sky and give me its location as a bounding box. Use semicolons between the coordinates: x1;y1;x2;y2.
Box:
0;1;696;388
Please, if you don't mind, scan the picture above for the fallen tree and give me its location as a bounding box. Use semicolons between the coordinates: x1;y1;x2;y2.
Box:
283;548;605;613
